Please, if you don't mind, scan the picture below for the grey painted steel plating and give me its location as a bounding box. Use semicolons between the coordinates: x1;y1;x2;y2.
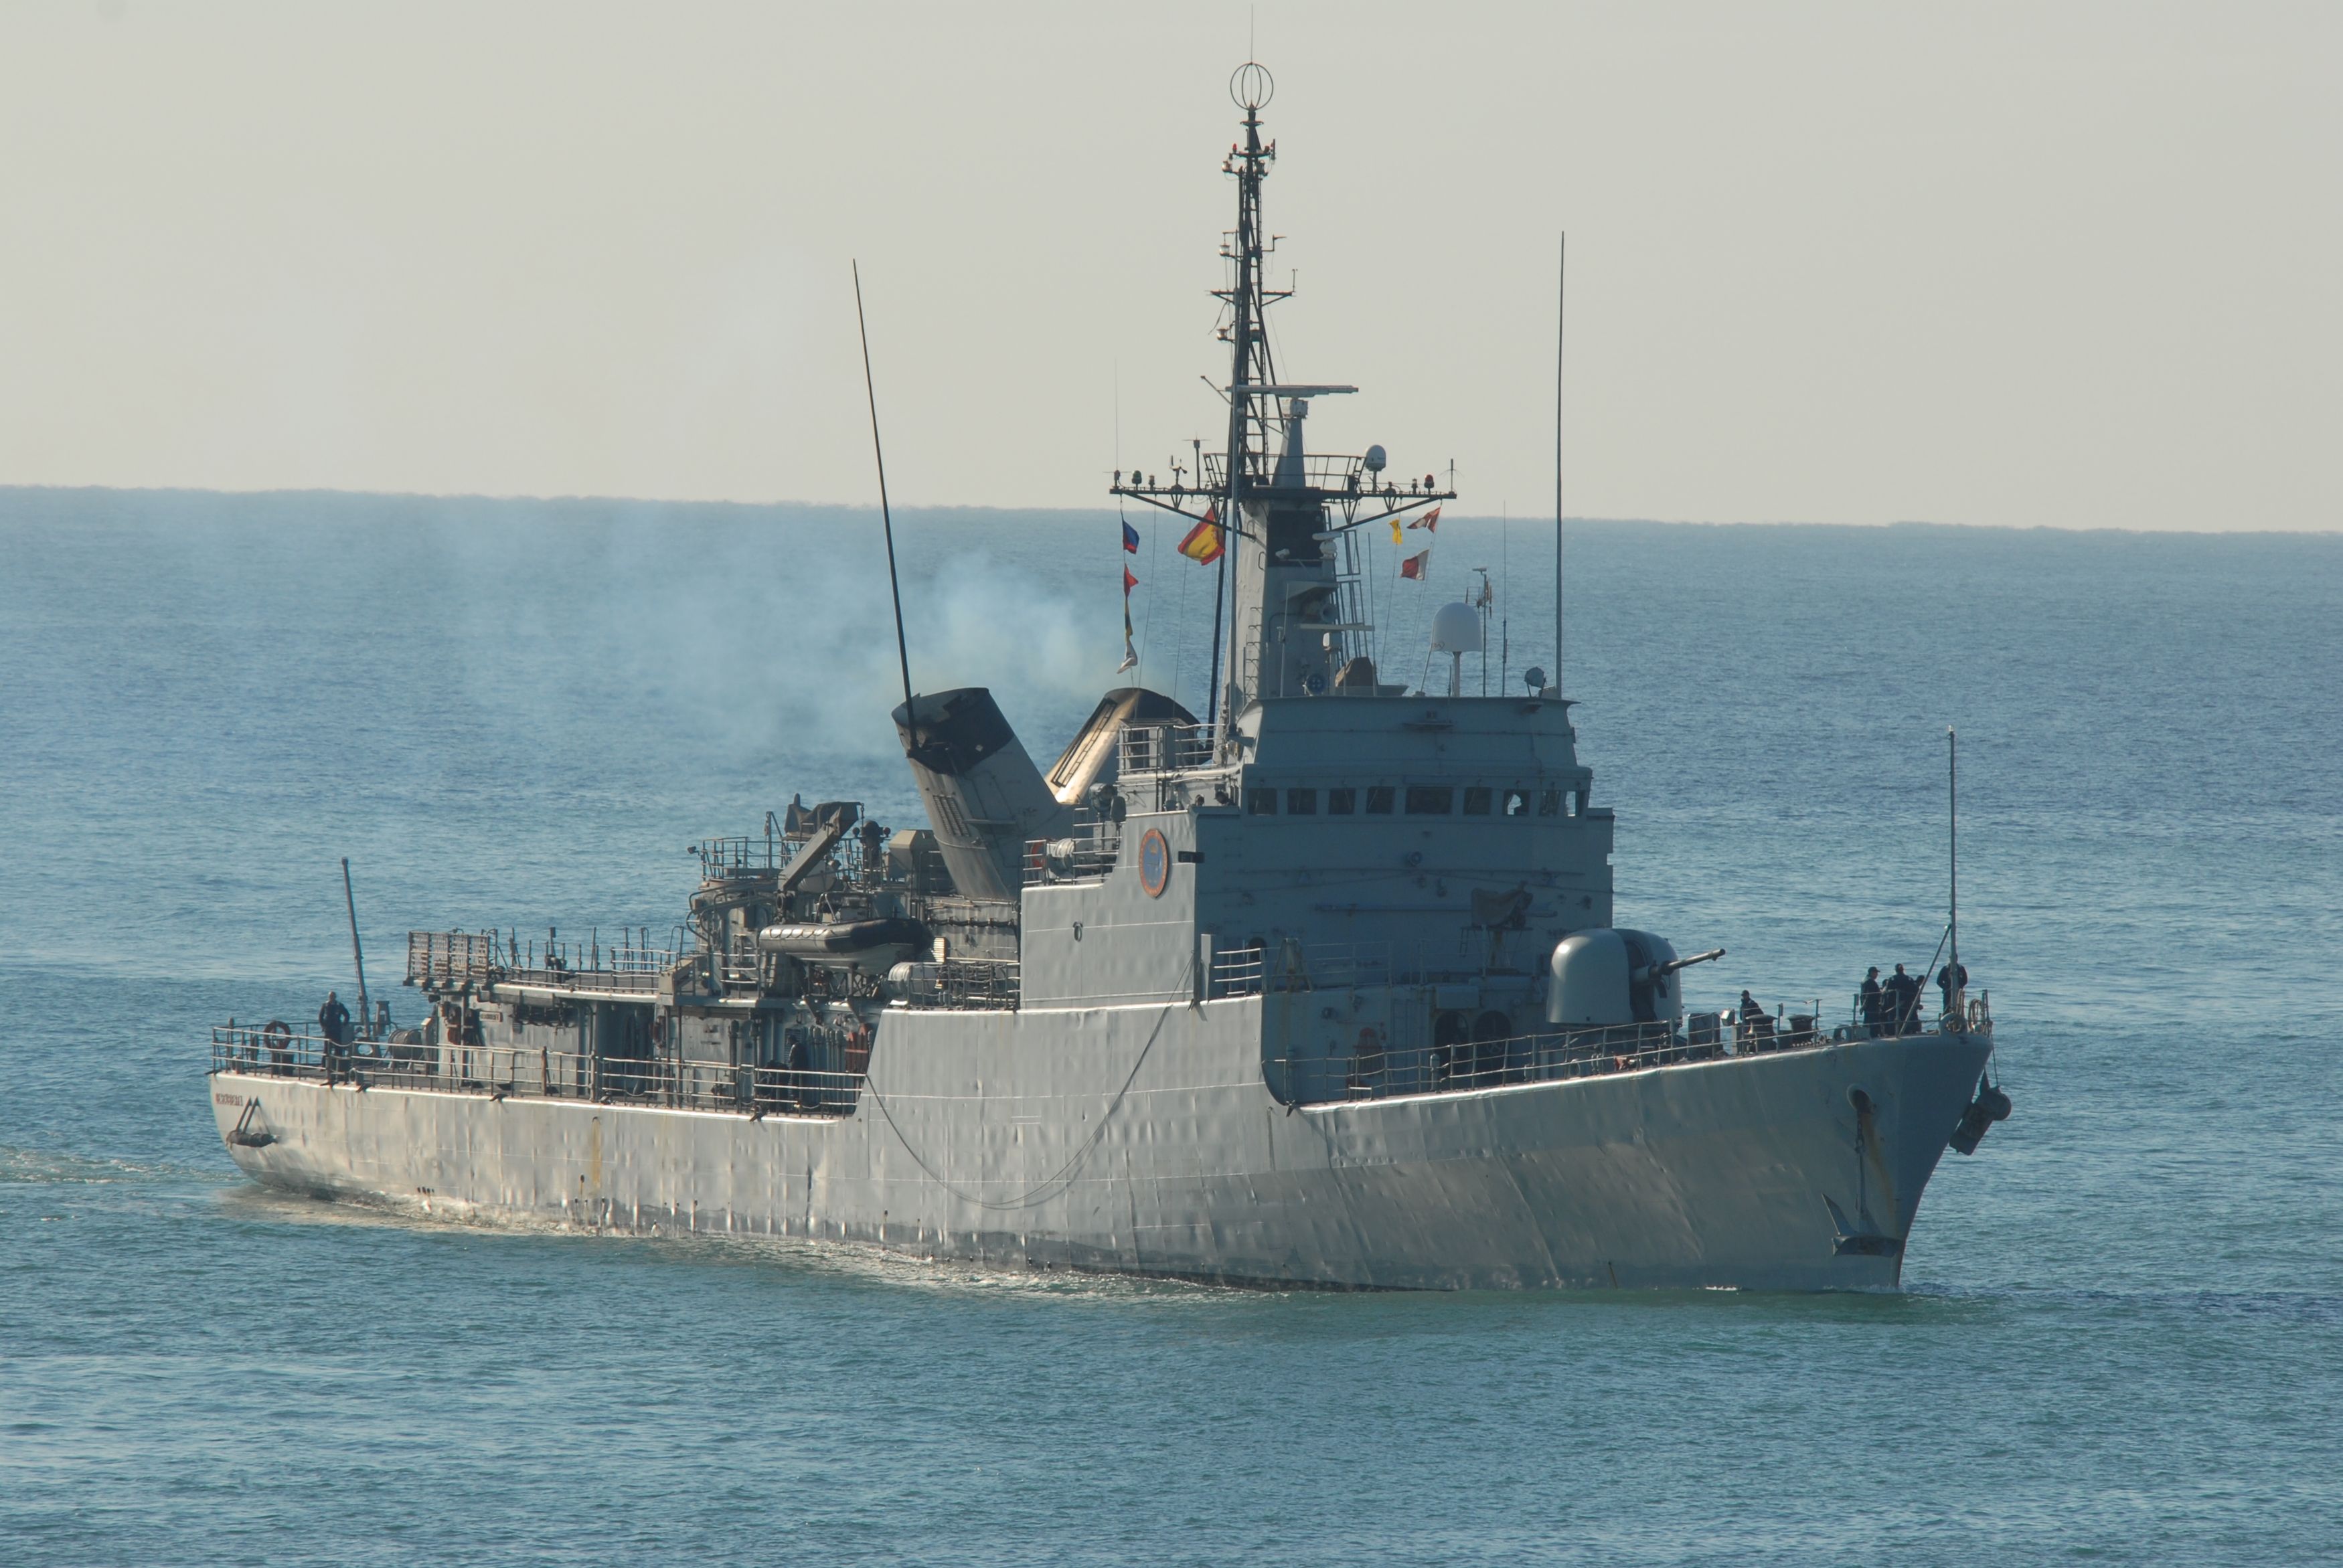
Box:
212;1014;1988;1290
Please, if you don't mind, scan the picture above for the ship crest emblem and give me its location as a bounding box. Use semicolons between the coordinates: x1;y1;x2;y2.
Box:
1138;829;1171;898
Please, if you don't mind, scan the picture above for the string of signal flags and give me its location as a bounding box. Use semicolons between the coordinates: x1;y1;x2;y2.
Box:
1115;492;1443;667
1145;500;1443;576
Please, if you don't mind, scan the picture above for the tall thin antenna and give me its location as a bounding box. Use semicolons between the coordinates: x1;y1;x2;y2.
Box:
853;260;916;726
340;857;370;1039
1947;726;1960;1007
1553;231;1566;697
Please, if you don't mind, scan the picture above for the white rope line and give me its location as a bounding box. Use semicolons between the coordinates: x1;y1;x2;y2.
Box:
860;962;1192;1212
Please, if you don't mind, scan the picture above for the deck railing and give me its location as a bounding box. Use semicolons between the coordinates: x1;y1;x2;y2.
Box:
210;1028;864;1118
1274;1013;1838;1105
1205;940;1398;998
1844;988;1994;1037
1118;721;1216;776
407;930;679;992
1023;811;1125;887
885;958;1022;1010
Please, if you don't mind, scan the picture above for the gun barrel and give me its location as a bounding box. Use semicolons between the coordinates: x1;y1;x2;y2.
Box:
1645;947;1726;980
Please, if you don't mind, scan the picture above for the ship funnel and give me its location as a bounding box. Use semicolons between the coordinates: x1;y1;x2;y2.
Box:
892;688;1069;903
1046;687;1200;806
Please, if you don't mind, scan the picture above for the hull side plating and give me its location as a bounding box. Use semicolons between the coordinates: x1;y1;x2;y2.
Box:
211;1001;1989;1290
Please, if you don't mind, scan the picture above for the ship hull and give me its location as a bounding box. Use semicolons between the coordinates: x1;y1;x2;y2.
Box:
210;998;1992;1290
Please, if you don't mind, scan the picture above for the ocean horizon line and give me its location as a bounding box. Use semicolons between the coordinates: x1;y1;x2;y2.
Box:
4;482;2338;540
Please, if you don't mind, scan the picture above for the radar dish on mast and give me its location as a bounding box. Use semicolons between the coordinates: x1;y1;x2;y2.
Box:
1231;62;1275;110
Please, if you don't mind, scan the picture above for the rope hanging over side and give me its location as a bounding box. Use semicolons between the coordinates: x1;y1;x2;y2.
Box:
860;962;1193;1213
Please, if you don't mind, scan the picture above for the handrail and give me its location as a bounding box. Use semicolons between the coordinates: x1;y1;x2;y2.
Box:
1023;812;1125;887
1118;721;1216;776
407;929;680;990
1273;1008;1923;1106
209;1027;864;1119
886;958;1022;1010
1844;984;1993;1037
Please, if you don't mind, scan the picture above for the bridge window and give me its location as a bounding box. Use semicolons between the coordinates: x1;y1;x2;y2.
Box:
1462;786;1492;816
1405;786;1454;815
1287;788;1317;815
1538;788;1564;817
1365;786;1395;814
1327;788;1357;815
1246;788;1277;815
1503;788;1530;816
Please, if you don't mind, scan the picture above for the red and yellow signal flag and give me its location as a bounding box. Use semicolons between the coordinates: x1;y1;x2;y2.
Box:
1178;505;1224;565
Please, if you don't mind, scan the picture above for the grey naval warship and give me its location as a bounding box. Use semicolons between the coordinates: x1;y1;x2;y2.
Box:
209;66;2012;1290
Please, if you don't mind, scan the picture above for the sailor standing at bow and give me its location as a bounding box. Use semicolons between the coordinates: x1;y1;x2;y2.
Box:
317;990;351;1083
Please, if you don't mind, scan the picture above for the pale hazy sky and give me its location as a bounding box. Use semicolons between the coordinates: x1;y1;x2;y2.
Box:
3;1;2338;529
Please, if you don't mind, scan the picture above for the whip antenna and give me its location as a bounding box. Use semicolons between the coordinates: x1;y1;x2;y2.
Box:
853;260;916;726
340;857;370;1039
1553;231;1565;697
1948;726;1960;1003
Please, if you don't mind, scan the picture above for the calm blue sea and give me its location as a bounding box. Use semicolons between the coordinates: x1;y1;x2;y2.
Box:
3;487;2339;1565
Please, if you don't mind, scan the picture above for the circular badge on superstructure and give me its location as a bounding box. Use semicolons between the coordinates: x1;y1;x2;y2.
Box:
1137;828;1171;898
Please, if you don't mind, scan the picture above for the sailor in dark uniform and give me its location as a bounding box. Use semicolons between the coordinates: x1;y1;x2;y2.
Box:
1937;962;1969;1019
1860;967;1884;1037
317;991;351;1081
1886;965;1920;1034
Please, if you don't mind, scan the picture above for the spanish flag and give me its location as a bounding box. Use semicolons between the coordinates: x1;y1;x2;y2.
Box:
1178;505;1224;565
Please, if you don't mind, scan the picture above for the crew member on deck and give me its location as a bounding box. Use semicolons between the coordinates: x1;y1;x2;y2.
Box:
1860;968;1885;1037
1738;989;1772;1050
1937;962;1969;1021
1886;965;1920;1034
318;991;350;1082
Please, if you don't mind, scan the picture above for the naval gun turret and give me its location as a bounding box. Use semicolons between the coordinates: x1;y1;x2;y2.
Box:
1546;930;1726;1029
